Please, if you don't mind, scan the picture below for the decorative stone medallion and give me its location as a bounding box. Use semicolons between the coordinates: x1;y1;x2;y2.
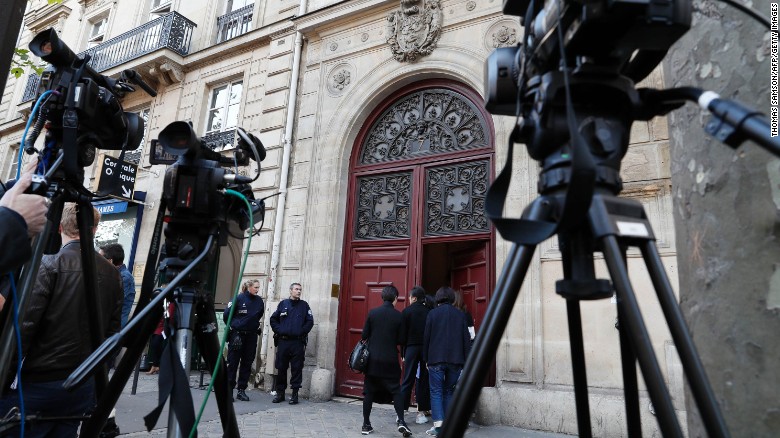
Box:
386;0;443;62
485;19;520;51
326;63;355;97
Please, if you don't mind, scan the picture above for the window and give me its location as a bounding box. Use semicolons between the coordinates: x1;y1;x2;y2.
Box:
226;0;252;13
205;81;243;135
149;0;172;20
5;145;20;180
88;16;109;47
128;108;150;166
216;0;254;43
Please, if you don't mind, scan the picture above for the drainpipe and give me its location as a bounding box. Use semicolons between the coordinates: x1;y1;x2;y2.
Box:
259;0;307;377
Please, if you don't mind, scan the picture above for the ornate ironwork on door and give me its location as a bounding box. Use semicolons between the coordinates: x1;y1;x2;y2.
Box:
425;160;489;236
355;172;413;240
359;88;489;165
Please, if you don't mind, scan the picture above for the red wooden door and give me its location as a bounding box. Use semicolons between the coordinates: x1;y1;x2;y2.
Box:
451;242;495;386
336;80;496;397
336;246;410;397
451;243;489;332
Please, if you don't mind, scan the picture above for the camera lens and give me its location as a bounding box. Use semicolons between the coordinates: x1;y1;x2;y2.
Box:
39;41;53;56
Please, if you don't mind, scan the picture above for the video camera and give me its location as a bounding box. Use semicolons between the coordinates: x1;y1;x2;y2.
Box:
26;28;156;182
484;0;691;168
154;121;267;244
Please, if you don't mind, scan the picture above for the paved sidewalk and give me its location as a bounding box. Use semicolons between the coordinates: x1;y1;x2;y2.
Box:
114;371;570;437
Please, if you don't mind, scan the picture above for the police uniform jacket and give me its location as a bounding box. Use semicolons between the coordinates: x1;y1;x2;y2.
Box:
269;298;313;339
224;291;265;332
362;301;404;379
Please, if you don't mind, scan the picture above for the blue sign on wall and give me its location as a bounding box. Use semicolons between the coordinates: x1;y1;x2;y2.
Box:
95;201;128;215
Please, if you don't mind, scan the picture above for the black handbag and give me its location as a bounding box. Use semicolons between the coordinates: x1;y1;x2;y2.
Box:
139;354;151;372
349;339;369;373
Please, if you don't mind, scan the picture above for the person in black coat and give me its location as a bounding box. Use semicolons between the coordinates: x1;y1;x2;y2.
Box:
224;279;265;401
400;285;432;423
360;285;412;437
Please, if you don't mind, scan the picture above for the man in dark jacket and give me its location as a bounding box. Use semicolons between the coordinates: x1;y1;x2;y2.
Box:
99;243;136;328
270;282;313;405
0;203;123;436
360;285;412;437
423;287;471;436
224;279;265;401
400;285;432;424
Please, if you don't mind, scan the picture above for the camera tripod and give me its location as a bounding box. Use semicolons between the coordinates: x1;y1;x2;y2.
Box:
444;187;729;438
441;70;780;436
66;199;240;437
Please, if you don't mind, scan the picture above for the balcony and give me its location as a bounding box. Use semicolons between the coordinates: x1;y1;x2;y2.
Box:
20;73;40;104
216;4;253;44
203;129;237;151
80;11;196;73
19;11;196;105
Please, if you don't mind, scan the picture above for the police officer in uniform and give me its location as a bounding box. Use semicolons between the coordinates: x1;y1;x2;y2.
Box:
270;282;313;404
223;279;265;401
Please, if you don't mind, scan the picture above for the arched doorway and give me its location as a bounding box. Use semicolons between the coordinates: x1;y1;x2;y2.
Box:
335;79;496;397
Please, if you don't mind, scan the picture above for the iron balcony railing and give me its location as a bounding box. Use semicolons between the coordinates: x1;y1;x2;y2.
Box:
80;11;196;73
203;128;236;151
20;73;40;103
20;12;195;104
216;4;253;44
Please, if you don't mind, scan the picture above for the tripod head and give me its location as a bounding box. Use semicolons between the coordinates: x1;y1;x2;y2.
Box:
485;0;690;201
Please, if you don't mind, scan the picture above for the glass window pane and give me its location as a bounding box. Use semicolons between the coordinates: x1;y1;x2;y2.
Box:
92;18;107;37
227;0;252;12
207;109;223;132
225;104;239;129
211;86;227;110
229;82;242;104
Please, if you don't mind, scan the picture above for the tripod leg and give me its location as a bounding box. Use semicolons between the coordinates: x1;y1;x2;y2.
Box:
167;291;196;438
565;300;593;437
600;236;683;437
639;242;729;438
558;230;600;438
195;296;239;438
80;304;164;437
441;242;537;438
77;198;109;399
613;245;641;437
617;303;642;437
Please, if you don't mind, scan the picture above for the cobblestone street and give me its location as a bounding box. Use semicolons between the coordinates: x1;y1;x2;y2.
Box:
114;371;570;437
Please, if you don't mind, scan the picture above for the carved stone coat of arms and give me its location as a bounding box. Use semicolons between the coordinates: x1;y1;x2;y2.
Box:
387;0;443;62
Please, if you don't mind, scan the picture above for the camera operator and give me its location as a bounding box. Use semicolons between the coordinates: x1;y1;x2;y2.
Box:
0;202;122;437
0;163;50;275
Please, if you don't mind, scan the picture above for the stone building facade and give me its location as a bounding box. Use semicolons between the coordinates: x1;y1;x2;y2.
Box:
0;0;683;435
